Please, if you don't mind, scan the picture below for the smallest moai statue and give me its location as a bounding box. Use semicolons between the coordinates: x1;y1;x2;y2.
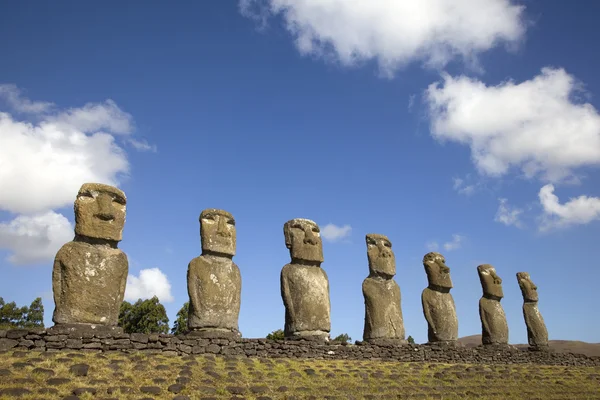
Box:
362;234;406;344
478;264;509;345
517;272;549;350
421;252;458;344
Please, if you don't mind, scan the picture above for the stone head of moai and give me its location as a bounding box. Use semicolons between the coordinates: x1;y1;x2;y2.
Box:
478;264;504;299
366;234;395;278
423;252;453;290
517;272;539;302
284;218;324;264
74;183;127;242
200;209;236;257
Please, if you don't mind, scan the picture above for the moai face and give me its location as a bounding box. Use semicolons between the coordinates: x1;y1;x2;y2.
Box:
423;252;453;289
478;264;504;299
517;272;539;302
284;218;324;263
200;209;236;257
366;234;395;277
74;183;127;242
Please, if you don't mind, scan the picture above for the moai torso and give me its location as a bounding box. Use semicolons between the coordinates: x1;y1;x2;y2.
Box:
362;234;405;342
52;183;128;327
187;209;241;338
421;252;458;343
478;264;509;345
280;218;331;339
517;272;548;348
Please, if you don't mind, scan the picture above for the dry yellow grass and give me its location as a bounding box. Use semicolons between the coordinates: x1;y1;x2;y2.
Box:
0;350;599;399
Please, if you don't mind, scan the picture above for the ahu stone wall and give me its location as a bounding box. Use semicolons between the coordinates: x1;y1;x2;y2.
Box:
1;329;599;367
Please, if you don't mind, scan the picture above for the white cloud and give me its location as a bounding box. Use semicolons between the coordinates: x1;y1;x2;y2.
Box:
127;138;157;153
0;87;136;214
452;177;475;196
443;234;464;251
0;84;53;114
125;268;174;303
538;184;600;231
321;223;352;242
495;198;523;228
426;68;600;183
240;0;525;76
426;241;439;251
0;211;73;265
0;84;156;265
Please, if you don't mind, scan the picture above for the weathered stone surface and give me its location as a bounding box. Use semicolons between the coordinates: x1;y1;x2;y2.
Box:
0;329;599;366
74;183;126;242
478;265;508;345
362;234;405;343
52;183;128;327
187;209;241;339
421;253;458;343
0;338;18;351
281;219;330;340
517;272;549;349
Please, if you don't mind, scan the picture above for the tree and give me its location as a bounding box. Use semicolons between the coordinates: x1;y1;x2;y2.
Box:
24;298;44;328
0;297;29;329
266;329;285;340
332;333;352;344
407;335;415;344
118;296;170;334
171;302;189;335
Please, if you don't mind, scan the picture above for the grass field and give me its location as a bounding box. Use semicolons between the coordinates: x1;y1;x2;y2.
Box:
0;350;599;399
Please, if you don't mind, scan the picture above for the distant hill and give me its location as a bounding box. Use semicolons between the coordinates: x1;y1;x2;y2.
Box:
457;335;600;357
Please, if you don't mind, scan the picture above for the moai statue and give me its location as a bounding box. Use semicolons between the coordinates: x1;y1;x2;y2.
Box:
478;264;509;345
52;183;128;331
187;209;241;339
421;252;458;344
516;272;549;350
281;218;331;340
362;234;406;344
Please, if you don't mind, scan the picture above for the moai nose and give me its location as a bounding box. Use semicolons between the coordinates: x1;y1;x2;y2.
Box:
303;228;319;245
217;216;231;237
95;193;115;221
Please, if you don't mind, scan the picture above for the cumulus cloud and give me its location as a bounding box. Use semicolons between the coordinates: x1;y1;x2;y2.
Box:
125;268;174;303
240;0;526;75
321;223;352;242
0;211;73;265
0;93;135;214
538;184;600;231
0;84;155;265
0;84;54;114
426;68;600;183
495;198;524;228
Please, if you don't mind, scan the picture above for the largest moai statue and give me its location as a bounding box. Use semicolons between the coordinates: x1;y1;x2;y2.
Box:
187;209;241;339
478;264;509;345
281;218;331;340
421;252;458;344
362;234;406;344
517;272;549;350
52;183;128;329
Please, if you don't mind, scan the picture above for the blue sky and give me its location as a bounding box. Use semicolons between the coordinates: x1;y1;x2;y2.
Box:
1;1;599;344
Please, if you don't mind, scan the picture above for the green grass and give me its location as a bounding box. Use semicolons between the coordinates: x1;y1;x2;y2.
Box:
0;350;599;399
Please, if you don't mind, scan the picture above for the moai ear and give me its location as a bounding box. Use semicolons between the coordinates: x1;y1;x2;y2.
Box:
283;221;293;249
